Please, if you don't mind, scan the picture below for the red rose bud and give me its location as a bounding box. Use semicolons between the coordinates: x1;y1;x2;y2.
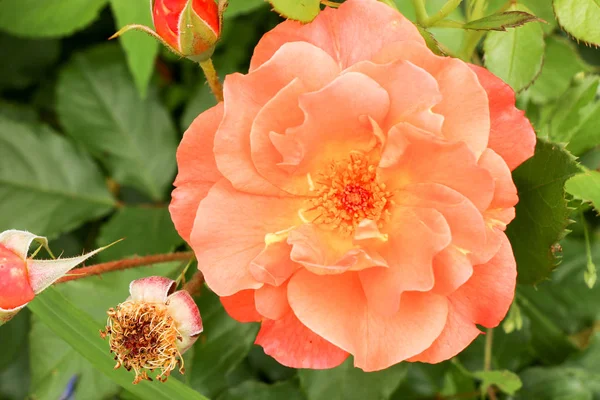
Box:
0;230;111;326
111;0;225;62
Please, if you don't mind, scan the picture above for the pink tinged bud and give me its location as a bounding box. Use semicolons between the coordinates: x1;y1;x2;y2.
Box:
103;276;203;384
0;230;108;326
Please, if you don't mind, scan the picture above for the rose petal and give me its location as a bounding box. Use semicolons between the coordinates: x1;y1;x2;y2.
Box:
255;282;291;320
289;270;448;371
214;41;339;195
250;0;424;70
129;276;176;304
250;241;299;287
432;246;474;296
255;311;349;369
470;64;536;171
221;290;262;323
191;179;303;296
450;234;516;328
167;290;203;353
359;207;451;315
0;244;33;310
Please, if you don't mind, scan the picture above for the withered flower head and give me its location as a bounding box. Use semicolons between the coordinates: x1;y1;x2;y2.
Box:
102;276;203;384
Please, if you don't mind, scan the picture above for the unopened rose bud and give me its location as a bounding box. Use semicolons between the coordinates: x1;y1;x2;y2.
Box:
0;230;108;325
101;276;203;384
112;0;226;62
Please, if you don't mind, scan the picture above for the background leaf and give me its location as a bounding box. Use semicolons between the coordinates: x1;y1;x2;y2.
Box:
0;0;107;37
506;140;582;284
268;0;321;22
483;5;545;92
554;0;600;47
299;358;408;400
57;44;178;201
217;380;305;400
566;171;600;211
0;115;116;237
109;0;159;97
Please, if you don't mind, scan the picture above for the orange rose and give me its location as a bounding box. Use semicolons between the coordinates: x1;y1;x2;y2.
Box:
170;0;535;371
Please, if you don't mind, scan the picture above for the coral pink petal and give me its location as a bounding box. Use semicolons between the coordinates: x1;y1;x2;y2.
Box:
380;123;494;211
250;0;424;71
251;79;309;194
288;224;387;275
289;270;448;371
450;234;516;328
170;103;224;243
250;241;299;286
347;60;443;134
277;72;390;191
256;311;349;369
470;64;536;170
479;149;518;210
255;283;291;320
0;245;33;310
214;41;339;195
167;290;203;352
221;290;262;323
398;183;487;256
129;276;176;304
190;179;303;296
409;300;481;363
359;207;451;316
374;42;490;158
432;246;473;296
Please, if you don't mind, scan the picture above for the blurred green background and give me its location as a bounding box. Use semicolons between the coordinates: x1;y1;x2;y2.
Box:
1;0;600;399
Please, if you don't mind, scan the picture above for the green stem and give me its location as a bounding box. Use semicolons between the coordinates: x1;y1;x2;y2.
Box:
199;58;224;102
432;19;465;28
484;328;493;371
427;0;464;26
411;0;429;25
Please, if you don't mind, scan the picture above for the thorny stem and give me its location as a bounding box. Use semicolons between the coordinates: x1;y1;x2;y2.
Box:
410;0;429;25
56;252;195;283
199;58;224;102
183;271;205;297
427;0;463;26
483;328;497;400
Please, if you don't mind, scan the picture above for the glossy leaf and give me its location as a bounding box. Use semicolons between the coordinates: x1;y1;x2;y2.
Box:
483;5;545;92
554;0;600;47
299;358;408;400
506;140;582;284
56;44;178;201
566;171;600;212
472;370;522;395
188;289;259;398
109;0;159;97
224;0;267;19
0;0;107;37
516;367;600;399
0;115;116;238
268;0;321;22
527;36;591;104
464;11;540;31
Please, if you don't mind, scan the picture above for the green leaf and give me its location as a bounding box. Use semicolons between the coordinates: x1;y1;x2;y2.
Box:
224;0;267;19
506;140;581;285
554;0;600;47
188;289;259;398
299;357;408;400
546;76;599;144
0;33;60;92
566;171;600;211
268;0;321;22
0;310;29;370
516;367;600;399
472;370;522;395
57;44;178;201
181;84;218;130
416;26;446;56
483;5;545;92
0;341;30;400
527;36;591;104
217;380;305;400
27;264;206;400
109;0;159;98
0;0;107;37
96;207;184;262
0;115;116;238
464;11;540;31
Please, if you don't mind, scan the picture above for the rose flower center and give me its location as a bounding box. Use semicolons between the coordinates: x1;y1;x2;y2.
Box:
102;301;184;384
309;152;393;236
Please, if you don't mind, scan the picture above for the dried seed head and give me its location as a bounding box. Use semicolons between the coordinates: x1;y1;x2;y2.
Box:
102;300;184;384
